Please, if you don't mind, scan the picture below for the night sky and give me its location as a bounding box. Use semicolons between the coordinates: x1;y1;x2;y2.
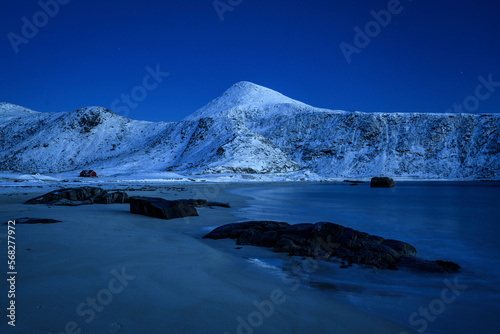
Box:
1;0;500;122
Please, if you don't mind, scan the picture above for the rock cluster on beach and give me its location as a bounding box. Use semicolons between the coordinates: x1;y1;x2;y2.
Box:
25;187;128;206
24;187;230;220
204;221;460;274
129;197;231;219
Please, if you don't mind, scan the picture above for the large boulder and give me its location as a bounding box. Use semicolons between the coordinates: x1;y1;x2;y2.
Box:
204;221;460;273
129;196;199;220
25;187;129;206
370;177;395;188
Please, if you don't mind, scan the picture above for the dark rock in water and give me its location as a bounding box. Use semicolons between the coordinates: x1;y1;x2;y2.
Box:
370;177;395;188
204;220;288;247
25;187;129;206
280;223;315;244
206;201;231;208
8;218;62;224
203;221;461;273
397;256;461;274
129;196;199;220
343;180;364;184
436;260;462;273
204;221;289;242
382;239;417;257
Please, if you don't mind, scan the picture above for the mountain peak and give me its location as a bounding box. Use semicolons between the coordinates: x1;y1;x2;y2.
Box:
184;81;308;121
217;81;305;107
224;81;277;96
0;102;39;116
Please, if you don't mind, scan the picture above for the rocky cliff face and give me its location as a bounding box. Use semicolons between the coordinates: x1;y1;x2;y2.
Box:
1;82;499;179
250;110;500;179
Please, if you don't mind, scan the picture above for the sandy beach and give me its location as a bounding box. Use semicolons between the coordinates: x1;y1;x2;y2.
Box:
0;181;415;334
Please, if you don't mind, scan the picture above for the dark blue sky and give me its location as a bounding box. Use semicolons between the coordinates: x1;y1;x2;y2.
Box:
1;0;499;122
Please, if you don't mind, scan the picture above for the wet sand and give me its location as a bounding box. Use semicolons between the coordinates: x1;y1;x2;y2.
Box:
0;183;414;334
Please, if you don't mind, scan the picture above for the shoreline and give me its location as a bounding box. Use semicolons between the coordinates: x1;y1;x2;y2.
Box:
0;181;415;334
1;170;499;189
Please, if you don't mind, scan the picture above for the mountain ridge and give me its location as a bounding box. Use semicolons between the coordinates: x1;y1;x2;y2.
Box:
1;83;499;180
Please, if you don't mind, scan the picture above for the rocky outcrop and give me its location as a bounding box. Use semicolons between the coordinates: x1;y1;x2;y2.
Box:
94;191;129;204
25;187;129;206
370;177;395;188
129;196;199;220
204;221;460;273
8;218;62;224
203;221;289;247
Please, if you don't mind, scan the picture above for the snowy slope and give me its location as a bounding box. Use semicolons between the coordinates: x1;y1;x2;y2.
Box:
0;83;499;180
0;105;168;172
0;102;297;175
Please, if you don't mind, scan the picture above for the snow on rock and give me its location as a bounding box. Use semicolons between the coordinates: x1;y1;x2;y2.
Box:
0;83;499;180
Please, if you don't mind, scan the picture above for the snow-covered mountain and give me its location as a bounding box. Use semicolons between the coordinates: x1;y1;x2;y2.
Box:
1;82;499;179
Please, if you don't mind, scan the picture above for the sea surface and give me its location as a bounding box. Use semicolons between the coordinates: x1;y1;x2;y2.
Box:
229;182;500;334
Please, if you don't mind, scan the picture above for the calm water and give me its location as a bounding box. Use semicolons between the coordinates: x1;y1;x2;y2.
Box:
229;182;500;334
